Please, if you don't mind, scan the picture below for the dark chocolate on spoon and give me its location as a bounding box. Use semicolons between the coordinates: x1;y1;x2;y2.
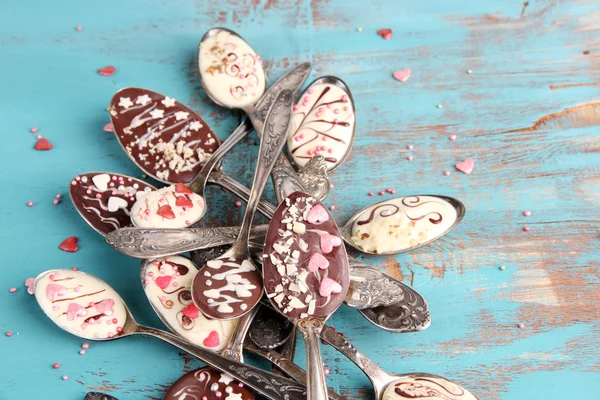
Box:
163;367;254;400
109;88;219;183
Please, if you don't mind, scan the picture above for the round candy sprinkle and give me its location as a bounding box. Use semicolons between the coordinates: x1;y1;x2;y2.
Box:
329;183;334;189
407;156;413;161
500;265;506;271
378;191;385;196
79;350;86;355
524;210;531;217
27;201;34;207
444;170;451;176
329;205;335;211
37;134;43;139
390;190;396;194
235;201;242;207
437;104;443;108
30;127;38;133
9;288;16;293
407;145;414;150
467;69;472;74
368;192;374;196
518;323;525;329
523;226;530;232
324;368;330;376
62;375;68;381
55;194;63;199
53;363;60;369
72;266;78;271
385;188;392;193
53;199;60;205
76;26;82;31
356;27;362;32
450;134;456;141
6;332;12;337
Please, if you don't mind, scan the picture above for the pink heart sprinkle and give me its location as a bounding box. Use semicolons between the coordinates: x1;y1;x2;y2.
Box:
103;123;114;132
320;234;342;254
319;278;343;297
455;157;475;174
66;303;87;321
203;330;220;348
393;68;411;83
182;303;199;319
155;275;172;289
25;278;35;295
306;204;329;224
94;299;115;316
308;253;329;272
46;283;67;301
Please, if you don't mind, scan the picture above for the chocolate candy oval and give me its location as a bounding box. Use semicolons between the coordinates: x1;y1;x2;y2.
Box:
142;256;238;352
288;81;355;172
35;269;127;340
263;191;349;319
69;172;156;235
109;88;219;184
164;367;254;400
349;195;464;255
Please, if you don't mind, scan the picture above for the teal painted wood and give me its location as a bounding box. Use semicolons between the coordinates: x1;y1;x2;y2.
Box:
1;0;599;399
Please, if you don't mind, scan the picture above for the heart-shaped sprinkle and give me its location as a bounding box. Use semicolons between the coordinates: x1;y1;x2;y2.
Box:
34;138;53;150
182;303;199;319
46;283;67;301
320;234;342;254
175;195;193;208
175;182;193;194
393;68;411;82
319;277;342;297
25;278;35;295
59;236;79;252
107;196;128;212
308;253;329;272
98;66;116;76
307;204;329;224
155;275;172;289
94;299;115;316
66;303;87;321
92;174;111;191
103;123;114;132
455;157;475;174
203;330;220;347
157;205;176;219
377;28;392;40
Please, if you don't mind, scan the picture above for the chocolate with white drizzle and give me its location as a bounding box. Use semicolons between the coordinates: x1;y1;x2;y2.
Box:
263;191;349;319
350;196;459;254
109;88;219;184
35;270;127;340
288;81;355;171
164;367;254;400
69;172;156;235
142;256;238;352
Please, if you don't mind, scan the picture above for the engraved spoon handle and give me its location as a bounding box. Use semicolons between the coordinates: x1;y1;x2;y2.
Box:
135;325;307;400
230;89;293;254
188;116;253;194
208;170;277;218
220;307;259;362
105;225;268;259
245;342;346;400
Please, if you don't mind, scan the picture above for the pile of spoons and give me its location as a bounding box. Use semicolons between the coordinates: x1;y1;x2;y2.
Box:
31;26;476;400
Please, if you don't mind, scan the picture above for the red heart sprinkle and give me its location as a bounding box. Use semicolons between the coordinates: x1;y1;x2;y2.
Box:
59;236;79;252
377;28;392;40
154;276;172;289
175;182;192;194
157;205;176;220
103;123;114;132
203;330;220;348
34;138;53;151
182;303;199;319
98;66;116;76
175;195;193;208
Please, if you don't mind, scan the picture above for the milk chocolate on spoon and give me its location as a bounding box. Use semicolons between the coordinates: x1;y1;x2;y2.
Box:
34;269;307;400
263;191;350;400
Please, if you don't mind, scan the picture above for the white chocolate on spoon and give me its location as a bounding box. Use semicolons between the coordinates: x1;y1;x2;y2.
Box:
35;269;127;340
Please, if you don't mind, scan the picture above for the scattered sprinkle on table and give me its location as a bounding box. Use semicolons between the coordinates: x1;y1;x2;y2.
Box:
53;199;60;205
324;368;330;376
76;26;82;31
34;138;53;151
53;363;60;369
25;278;35;294
27;201;34;207
500;265;506;271
235;201;242;207
582;50;589;55
62;375;68;381
356;27;362;32
437;104;443;108
450;134;456;141
377;28;392;40
59;236;79;252
79;350;86;355
407;145;413;150
523;226;530;232
82;343;89;349
392;68;411;82
103;123;114;132
444;170;451;176
329;205;335;211
455;157;475;174
98;66;116;76
368;192;374;196
407;156;413;161
72;266;78;271
30;127;37;133
518;323;525;329
329;183;334;189
467;69;472;74
379;191;385;196
524;210;531;216
9;287;17;293
6;332;12;337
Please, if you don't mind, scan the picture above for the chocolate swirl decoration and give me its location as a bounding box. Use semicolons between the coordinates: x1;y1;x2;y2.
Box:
390;376;468;399
356;204;401;226
401;197;443;224
163;367;254;400
206;41;259;100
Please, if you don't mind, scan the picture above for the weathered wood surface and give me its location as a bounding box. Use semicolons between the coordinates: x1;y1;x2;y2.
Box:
1;0;599;399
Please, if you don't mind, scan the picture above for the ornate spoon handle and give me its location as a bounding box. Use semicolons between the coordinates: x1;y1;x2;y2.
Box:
208;170;277;218
245;342;346;400
135;325;307;400
105;225;268;259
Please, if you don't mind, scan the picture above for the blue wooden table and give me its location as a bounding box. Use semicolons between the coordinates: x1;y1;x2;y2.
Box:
1;1;599;399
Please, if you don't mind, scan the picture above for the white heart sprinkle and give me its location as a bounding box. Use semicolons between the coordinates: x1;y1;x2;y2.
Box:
92;174;111;191
107;196;128;212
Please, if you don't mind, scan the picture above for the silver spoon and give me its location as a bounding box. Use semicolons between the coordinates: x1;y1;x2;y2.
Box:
199;27;329;202
84;394;118;400
321;326;478;400
191;90;293;322
263;191;350;400
287;77;356;173
340;195;466;255
33;269;307;400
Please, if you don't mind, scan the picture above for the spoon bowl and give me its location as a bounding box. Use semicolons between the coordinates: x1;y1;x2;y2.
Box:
249;305;294;350
341;195;466;255
33;268;308;400
288;76;356;173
